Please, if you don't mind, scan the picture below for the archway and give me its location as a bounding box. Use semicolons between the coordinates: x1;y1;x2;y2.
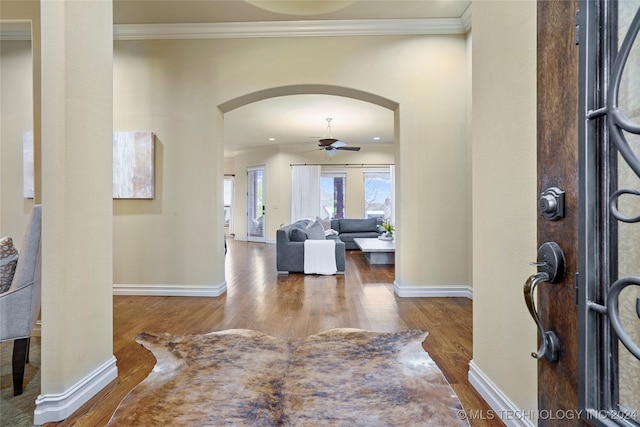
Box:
218;84;399;246
218;84;399;114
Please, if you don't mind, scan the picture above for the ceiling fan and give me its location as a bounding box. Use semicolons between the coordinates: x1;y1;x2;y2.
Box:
317;118;361;156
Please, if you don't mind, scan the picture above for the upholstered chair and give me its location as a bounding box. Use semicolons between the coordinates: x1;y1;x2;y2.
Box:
0;205;42;396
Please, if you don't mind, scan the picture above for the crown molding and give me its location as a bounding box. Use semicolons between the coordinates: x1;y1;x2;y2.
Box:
114;17;470;41
461;4;472;33
1;16;473;41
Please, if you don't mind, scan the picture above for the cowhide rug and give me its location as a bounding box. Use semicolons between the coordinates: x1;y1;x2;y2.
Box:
107;329;469;426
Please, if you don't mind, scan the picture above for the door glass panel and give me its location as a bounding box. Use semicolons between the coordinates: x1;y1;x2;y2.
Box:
579;0;640;424
247;167;264;241
320;172;346;219
616;0;640;419
616;140;640;423
364;168;392;223
224;177;234;234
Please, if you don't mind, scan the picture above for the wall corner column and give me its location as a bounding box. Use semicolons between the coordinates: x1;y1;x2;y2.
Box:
36;0;116;423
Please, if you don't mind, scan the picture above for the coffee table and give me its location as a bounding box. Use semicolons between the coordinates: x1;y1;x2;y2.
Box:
353;237;395;265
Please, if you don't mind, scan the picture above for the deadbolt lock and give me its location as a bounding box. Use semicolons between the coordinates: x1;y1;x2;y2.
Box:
539;187;565;221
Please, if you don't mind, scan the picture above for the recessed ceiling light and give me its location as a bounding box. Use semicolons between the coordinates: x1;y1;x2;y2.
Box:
268;138;276;141
373;137;380;141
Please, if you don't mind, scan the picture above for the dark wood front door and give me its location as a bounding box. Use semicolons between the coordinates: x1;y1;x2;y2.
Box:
537;1;640;425
537;1;586;426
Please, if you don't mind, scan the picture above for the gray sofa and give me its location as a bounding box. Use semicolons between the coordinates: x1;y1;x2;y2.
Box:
276;219;345;274
330;218;382;250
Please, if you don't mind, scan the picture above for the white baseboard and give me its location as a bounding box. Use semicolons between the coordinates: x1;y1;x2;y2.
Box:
32;320;41;337
34;356;118;425
393;281;472;298
232;237;275;244
468;360;536;427
112;281;227;297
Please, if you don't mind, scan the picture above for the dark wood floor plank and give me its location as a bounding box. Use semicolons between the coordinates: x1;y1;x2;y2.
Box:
44;239;502;427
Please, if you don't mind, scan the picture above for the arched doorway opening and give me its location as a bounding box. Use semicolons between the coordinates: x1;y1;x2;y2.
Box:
218;84;399;247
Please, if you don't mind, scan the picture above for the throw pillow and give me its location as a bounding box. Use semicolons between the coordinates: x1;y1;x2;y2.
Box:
290;228;308;242
316;216;331;231
0;236;19;293
305;219;326;240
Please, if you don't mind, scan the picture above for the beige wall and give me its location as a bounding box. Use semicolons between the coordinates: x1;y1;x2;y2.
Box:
471;0;537;413
0;1;42;206
38;0;115;419
224;157;235;176
0;39;34;239
113;34;470;290
112;40;223;287
0;1;39;238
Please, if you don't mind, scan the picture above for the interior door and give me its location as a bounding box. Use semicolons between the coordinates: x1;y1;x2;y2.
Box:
535;1;640;426
535;1;585;425
247;166;265;242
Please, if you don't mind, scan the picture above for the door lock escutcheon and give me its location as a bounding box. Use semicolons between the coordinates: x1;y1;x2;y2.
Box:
533;241;565;283
539;187;565;221
524;242;565;363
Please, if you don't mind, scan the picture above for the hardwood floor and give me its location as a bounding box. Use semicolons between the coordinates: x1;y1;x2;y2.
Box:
45;239;502;426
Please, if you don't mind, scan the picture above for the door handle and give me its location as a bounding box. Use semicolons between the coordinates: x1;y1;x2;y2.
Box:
524;273;561;362
524;242;565;363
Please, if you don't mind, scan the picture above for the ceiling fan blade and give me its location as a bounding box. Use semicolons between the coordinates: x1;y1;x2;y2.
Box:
327;148;338;156
319;138;339;147
336;146;361;151
330;140;347;149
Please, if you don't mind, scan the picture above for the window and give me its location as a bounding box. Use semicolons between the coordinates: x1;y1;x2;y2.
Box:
320;172;346;219
364;168;393;224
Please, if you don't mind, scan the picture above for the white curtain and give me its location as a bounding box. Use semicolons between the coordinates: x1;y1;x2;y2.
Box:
291;165;321;222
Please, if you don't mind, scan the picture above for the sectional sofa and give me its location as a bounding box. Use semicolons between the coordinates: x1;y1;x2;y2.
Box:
276;219;346;274
329;218;382;250
275;218;384;274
